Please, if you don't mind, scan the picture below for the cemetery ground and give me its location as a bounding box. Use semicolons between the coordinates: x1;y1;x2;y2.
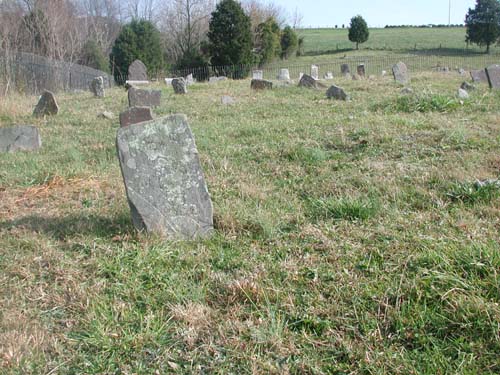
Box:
1;72;500;374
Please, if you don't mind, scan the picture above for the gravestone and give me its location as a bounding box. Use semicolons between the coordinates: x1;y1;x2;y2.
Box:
165;78;174;85
0;125;41;152
128;87;161;107
400;87;414;95
460;81;475;91
278;69;290;81
185;74;194;85
33;90;59;117
209;76;227;84
221;95;235;105
357;64;366;78
90;76;105;97
470;69;488;83
119;107;153;128
116;114;213;239
251;79;273;90
458;68;467;76
253;70;263;80
324;72;334;79
485;65;500;89
299;72;304;80
326;85;349;101
311;65;319;80
172;77;188;94
457;88;469;99
298;74;326;89
381;70;387;77
128;59;148;81
341;64;350;77
392;62;410;84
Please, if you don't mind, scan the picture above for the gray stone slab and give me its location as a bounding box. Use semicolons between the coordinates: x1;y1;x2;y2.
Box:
278;68;290;81
324;72;334;79
470;69;488;83
90;76;105;97
392;61;410;85
251;79;273;90
116;114;213;239
486;65;500;89
311;65;319;80
252;70;263;80
185;74;194;85
128;87;161;107
0;125;41;152
172;77;188;94
326;85;349;100
341;64;350;77
298;74;326;89
33;90;59;117
128;60;148;81
357;64;366;77
119;107;153;127
457;88;469;99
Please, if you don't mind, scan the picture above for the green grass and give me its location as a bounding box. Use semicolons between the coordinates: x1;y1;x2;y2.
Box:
1;72;500;374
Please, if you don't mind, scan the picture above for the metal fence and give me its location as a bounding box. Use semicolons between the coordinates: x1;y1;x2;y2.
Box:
168;51;500;82
0;52;114;96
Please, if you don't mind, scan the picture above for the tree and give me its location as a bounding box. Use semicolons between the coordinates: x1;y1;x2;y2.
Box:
255;17;281;65
465;0;500;53
109;19;164;83
207;0;252;78
280;25;298;59
80;39;109;72
348;15;369;50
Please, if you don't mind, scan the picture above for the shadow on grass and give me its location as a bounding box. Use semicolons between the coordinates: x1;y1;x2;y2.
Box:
0;212;134;240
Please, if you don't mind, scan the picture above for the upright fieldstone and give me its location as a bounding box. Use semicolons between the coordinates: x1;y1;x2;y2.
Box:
128;87;161;107
128;59;148;81
172;77;188;94
485;65;500;89
90;76;105;97
392;62;410;85
119;107;153;128
341;64;350;77
33;90;59;117
357;64;366;78
116;114;213;239
0;125;41;152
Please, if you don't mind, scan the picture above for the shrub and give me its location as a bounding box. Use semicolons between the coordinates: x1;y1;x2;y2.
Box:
280;26;298;59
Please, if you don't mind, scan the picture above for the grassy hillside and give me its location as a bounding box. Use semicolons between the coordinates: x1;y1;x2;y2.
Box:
298;27;499;54
1;74;500;373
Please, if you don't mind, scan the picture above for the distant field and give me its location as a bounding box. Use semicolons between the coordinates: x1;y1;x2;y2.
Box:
298;27;500;54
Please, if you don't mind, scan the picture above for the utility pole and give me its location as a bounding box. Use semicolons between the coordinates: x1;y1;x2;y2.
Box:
448;0;451;26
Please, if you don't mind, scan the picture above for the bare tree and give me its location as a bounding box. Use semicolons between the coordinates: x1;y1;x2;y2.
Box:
291;6;303;29
242;0;288;30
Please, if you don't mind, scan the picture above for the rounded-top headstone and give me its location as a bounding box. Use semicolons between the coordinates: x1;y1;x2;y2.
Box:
128;60;148;81
392;61;410;85
33;90;59;117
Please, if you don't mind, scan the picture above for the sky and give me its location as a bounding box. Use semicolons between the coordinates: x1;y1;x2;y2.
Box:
272;0;477;28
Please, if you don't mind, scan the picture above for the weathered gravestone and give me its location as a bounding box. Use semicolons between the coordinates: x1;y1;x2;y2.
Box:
0;125;41;152
324;72;334;79
128;87;161;107
128;59;148;81
311;65;319;80
485;65;500;89
251;79;273;90
357;64;366;78
209;76;227;84
457;88;469;99
278;69;290;81
116;114;214;238
90;76;105;97
392;62;410;85
172;78;188;94
470;69;488;83
326;85;349;101
221;95;236;105
253;70;263;80
185;74;194;86
33;90;59;117
341;64;350;77
119;107;153;128
298;74;324;89
299;72;304;80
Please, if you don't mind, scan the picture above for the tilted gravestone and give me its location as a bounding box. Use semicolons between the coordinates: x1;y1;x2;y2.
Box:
172;77;188;94
470;69;488;83
128;87;161;107
119;107;153;128
298;74;326;89
90;76;105;97
311;65;319;80
392;62;410;85
485;65;500;89
341;64;350;77
326;85;349;101
0;125;41;152
128;59;148;81
357;64;366;78
33;90;59;117
251;79;273;90
116;114;213;238
252;70;263;80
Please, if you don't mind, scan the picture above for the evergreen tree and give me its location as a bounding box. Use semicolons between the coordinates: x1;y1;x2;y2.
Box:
207;0;253;78
255;17;281;65
110;19;164;83
348;15;369;50
280;26;298;59
465;0;500;53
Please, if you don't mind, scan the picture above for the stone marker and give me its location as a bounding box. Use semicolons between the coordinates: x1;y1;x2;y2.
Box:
99;111;114;120
0;125;41;152
253;70;263;80
341;64;350;77
381;70;387;77
298;74;326;89
326;85;349;100
299;72;304;80
209;76;227;84
251;79;273;90
172;77;188;94
165;78;174;85
116;114;213;239
392;61;410;85
128;59;148;81
278;69;290;81
485;65;500;89
400;87;414;95
90;76;105;97
185;74;194;85
457;88;469;99
357;64;366;78
458;68;466;76
324;72;334;79
33;90;59;117
470;69;487;83
460;81;475;91
126;80;149;86
221;95;235;105
128;87;161;107
311;65;319;80
119;107;153;127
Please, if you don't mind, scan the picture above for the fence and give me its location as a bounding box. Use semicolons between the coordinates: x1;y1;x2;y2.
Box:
168;51;500;82
0;52;114;96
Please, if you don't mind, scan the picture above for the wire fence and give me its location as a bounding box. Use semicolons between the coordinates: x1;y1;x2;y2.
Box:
0;52;114;96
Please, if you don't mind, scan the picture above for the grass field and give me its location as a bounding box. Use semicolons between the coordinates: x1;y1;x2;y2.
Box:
298;27;500;55
1;73;500;374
